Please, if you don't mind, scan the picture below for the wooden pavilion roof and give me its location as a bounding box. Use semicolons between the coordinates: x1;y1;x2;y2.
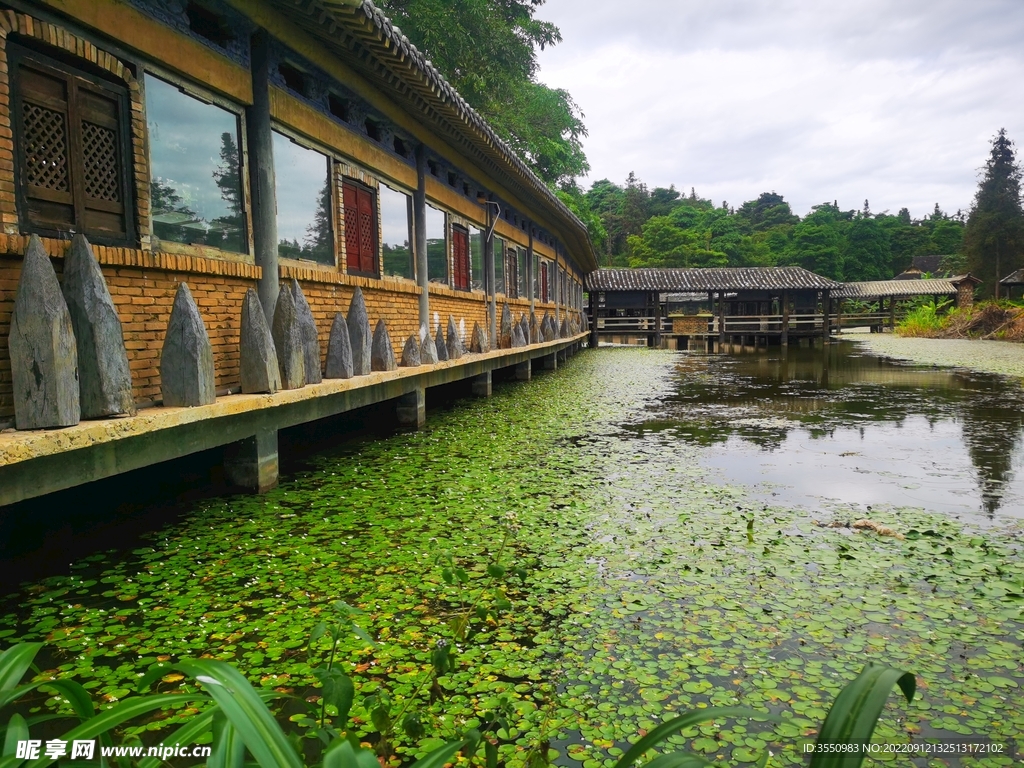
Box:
999;269;1024;286
834;278;958;299
585;267;840;292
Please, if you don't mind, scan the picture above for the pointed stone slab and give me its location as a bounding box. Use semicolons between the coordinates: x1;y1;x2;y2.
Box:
240;288;281;394
499;304;513;349
161;283;215;407
560;317;569;338
400;334;421;367
62;233;133;418
530;312;541;346
347;287;372;376
543;313;556;342
581;310;590;332
371;319;397;371
419;324;439;365
446;315;463;360
435;324;449;361
9;234;79;428
325;312;354;379
511;324;526;348
470;321;488;353
272;283;305;390
291;279;321;384
519;315;531;345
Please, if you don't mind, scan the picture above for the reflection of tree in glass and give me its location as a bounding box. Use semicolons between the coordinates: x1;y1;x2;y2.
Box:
303;178;333;264
208;132;244;252
427;237;447;282
151;178;200;244
383;241;412;278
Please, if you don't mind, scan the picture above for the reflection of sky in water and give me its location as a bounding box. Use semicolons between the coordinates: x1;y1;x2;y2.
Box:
272;132;328;244
146;76;239;223
379;184;409;248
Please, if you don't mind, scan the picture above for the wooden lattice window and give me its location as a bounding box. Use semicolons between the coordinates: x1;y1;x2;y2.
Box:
342;179;378;276
11;43;133;244
452;225;469;291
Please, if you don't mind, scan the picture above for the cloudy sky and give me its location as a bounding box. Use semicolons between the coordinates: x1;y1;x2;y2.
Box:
535;0;1024;219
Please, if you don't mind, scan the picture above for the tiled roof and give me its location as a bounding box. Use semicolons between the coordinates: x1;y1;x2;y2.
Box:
269;0;597;270
585;267;841;292
1000;269;1024;285
834;279;958;299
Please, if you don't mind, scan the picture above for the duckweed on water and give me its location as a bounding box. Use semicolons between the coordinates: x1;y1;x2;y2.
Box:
2;349;1023;765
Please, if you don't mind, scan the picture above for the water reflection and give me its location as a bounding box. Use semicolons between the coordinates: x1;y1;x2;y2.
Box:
636;341;1024;517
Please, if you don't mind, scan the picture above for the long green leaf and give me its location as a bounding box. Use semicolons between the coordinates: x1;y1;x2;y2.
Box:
810;663;915;768
323;739;380;768
22;693;201;768
0;646;42;694
408;739;469;768
136;709;216;768
41;680;94;721
3;714;27;759
209;712;245;768
613;707;774;768
172;660;302;768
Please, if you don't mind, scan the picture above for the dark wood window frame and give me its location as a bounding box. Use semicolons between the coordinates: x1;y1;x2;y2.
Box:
342;177;379;277
10;41;136;245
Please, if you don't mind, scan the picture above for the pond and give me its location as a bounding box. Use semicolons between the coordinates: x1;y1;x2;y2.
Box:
1;346;1022;766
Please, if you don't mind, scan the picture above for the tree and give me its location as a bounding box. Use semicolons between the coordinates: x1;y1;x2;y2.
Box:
209;132;244;252
303;179;333;263
376;0;588;185
964;129;1024;296
843;217;891;281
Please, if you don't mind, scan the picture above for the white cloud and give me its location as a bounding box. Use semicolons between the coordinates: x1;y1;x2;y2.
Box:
537;0;1024;218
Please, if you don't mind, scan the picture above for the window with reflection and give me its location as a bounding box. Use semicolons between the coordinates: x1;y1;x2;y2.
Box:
470;229;483;290
426;204;447;283
273;131;333;265
380;184;412;278
494;237;505;295
533;253;540;300
147;75;245;252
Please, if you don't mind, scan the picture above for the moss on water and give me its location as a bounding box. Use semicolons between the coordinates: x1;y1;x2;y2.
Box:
2;349;1023;766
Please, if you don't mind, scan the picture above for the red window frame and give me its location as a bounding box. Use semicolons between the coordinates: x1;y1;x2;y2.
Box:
452;224;470;291
342;179;378;276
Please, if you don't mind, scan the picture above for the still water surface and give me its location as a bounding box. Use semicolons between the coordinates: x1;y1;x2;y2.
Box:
654;341;1024;518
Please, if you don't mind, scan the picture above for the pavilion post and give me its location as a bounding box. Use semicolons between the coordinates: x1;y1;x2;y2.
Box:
781;291;789;347
654;291;662;348
889;296;896;330
822;290;831;342
717;291;726;348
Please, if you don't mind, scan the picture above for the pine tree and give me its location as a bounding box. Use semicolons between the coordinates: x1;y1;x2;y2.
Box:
964;129;1024;296
303;178;334;264
210;132;244;252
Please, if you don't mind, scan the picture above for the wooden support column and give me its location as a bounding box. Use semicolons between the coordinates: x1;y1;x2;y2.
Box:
414;145;429;332
588;289;598;348
515;359;531;380
396;387;425;429
527;227;535;314
781;291;790;347
554;255;561;329
247;30;279;325
224;428;278;493
717;291;726;347
889;296;896;330
836;297;843;335
485;197;497;345
822;290;831;342
654;290;663;348
470;371;492;397
538;352;557;371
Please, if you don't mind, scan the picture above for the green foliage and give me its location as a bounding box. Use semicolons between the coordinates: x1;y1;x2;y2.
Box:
965;128;1024;295
895;297;952;337
587;176;968;280
375;0;587;185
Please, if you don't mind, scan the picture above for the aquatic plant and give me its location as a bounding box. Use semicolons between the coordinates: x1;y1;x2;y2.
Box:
0;640;916;768
896;298;952;337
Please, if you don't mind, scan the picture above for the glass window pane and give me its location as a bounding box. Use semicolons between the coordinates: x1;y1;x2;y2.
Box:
494;237;505;295
470;229;483;290
380;184;412;278
147;75;245;253
273;131;333;265
533;254;540;300
426;205;447;283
